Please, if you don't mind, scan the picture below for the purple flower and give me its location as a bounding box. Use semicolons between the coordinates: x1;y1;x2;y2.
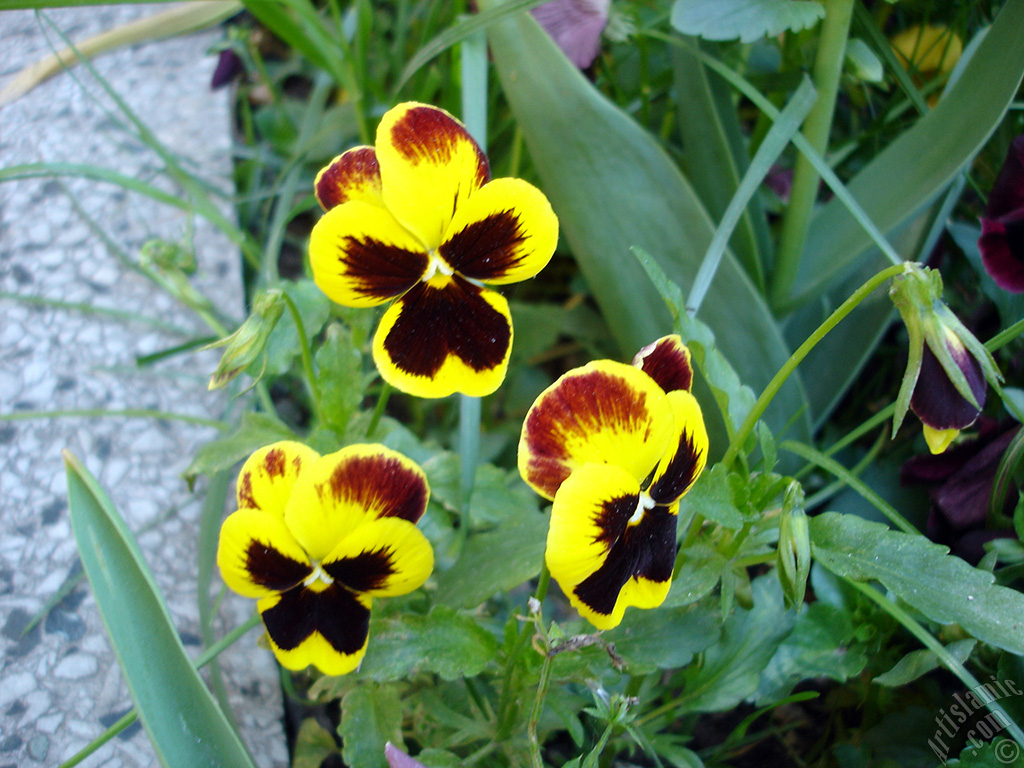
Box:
531;0;610;69
902;420;1020;563
978;134;1024;292
385;743;428;768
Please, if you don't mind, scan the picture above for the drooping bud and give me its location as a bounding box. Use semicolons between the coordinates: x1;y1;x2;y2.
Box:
777;482;810;609
206;288;285;390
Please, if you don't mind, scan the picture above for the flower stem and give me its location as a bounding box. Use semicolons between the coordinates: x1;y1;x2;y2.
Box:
280;290;322;427
58;614;261;768
722;262;908;469
365;382;392;439
771;0;857;311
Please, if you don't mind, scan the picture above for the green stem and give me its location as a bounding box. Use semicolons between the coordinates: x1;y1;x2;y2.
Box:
845;577;1024;749
722;262;908;469
366;382;392;439
59;614;261;768
280;290;322;426
528;649;554;768
771;0;857;310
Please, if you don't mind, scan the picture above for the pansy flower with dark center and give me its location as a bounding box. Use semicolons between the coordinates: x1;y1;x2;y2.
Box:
979;134;1024;293
518;336;708;629
217;441;433;675
309;102;559;399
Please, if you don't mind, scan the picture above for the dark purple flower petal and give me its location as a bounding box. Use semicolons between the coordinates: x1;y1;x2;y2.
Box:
210;50;243;90
531;0;610;69
979;135;1024;292
910;339;985;431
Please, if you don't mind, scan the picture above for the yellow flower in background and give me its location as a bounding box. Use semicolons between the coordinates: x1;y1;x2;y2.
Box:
217;441;434;676
308;102;559;399
890;24;962;81
518;336;708;630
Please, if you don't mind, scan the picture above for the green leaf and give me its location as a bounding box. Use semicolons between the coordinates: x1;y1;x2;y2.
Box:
64;451;256;768
677;464;744;530
664;544;727;608
358;605;500;682
606;605;721;673
670;0;824;44
790;0;1024;308
754;601;869;705
340;683;404;768
435;507;547;609
676;576;795;714
483;0;809;443
292;719;339;768
873;639;977;688
315;322;366;437
265;279;331;377
183;412;295;485
810;512;1024;654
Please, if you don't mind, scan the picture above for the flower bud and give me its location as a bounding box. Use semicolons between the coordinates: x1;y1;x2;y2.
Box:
206;288;285;390
777;482;810;609
890;264;1002;454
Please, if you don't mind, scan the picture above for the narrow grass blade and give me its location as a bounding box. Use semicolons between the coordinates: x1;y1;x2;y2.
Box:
64;451;256;768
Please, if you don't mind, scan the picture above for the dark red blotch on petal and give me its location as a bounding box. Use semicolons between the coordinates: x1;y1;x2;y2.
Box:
388;105;490;188
337;235;427;302
647;428;705;505
326;454;428;523
383;276;510;377
324;547;397;593
633;337;693;394
910;342;986;431
261;582;369;655
316;147;380;211
574;499;677;617
439;210;527;281
245;540;312;592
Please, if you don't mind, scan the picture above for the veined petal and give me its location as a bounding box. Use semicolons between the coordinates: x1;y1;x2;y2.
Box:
236;441;321;516
632;335;694;394
546;463;676;630
518;360;674;500
217;508;312;599
315;146;384;211
377;102;490;249
439;178;558;285
372;276;512;398
258;585;371;676
647;390;708;506
912;338;986;432
309;199;429;308
323;517;434;597
285;445;430;562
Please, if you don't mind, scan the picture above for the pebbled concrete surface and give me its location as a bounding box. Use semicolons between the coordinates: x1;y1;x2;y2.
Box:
0;7;287;767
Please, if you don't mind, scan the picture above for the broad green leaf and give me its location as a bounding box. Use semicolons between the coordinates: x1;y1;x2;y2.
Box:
810;512;1024;654
183;411;295;485
675;576;795;714
790;0;1024;308
340;684;404;768
435;507;547;608
664;544;727;608
606;605;721;673
754;601;869;705
358;605;500;681
64;451;256;768
315;321;366;437
671;0;824;44
483;0;809;442
873;639;977;688
292;719;339;768
677;464;744;530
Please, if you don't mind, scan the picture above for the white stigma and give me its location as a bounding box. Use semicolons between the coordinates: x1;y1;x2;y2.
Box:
303;562;334;587
628;492;656;525
422;251;454;282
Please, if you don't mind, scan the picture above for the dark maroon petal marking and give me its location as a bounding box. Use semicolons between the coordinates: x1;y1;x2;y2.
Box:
237;471;259;510
244;540;311;591
388;105;490;187
522;369;658;497
264;447;287;478
574;503;677;617
336;236;427;301
911;342;986;431
261;583;369;655
316;147;380;211
383;276;510;377
325;454;428;523
979;214;1024;293
984;135;1024;220
323;547;396;592
633;337;693;394
439;210;527;280
647;428;705;505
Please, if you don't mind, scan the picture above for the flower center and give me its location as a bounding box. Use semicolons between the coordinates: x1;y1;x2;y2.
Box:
628;492;656;526
303;562;334;588
422;251;454;282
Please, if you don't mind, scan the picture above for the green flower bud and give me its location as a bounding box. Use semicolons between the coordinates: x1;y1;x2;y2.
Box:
777;481;810;609
206;289;285;390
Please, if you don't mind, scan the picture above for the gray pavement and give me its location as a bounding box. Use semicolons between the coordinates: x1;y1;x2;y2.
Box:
1;6;286;766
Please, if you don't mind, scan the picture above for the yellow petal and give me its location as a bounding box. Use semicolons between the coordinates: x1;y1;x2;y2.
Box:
439;177;558;285
284;444;430;562
323;517;434;597
309;199;429;308
923;424;959;454
647;390;709;505
236;440;321;517
376;102;489;249
518;360;674;500
314;146;384;211
217;508;311;599
372;277;512;398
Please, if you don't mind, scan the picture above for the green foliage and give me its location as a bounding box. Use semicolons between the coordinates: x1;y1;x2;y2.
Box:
340;683;405;768
671;0;825;44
